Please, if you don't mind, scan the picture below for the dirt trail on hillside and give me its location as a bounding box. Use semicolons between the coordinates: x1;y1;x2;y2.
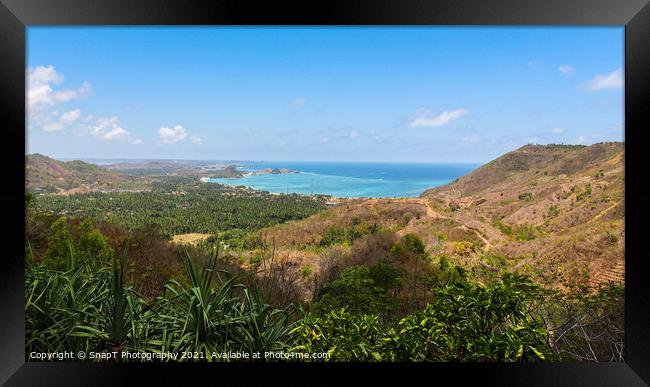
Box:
388;198;499;253
395;199;450;237
586;201;621;225
459;225;493;251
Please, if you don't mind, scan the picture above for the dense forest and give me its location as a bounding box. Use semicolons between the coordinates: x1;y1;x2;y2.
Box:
32;181;329;238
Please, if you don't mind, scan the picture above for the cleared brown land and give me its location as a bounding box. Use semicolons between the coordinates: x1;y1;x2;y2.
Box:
171;233;212;245
240;143;624;291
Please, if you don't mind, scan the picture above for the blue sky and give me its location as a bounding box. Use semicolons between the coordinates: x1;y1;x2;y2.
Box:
27;27;623;163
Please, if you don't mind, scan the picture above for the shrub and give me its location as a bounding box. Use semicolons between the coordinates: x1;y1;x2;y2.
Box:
386;274;549;361
318;223;379;247
290;308;386;361
493;220;513;236
576;184;592;202
301;265;313;278
314;263;400;316
514;224;540;241
603;232;618;246
451;241;480;256
390;234;426;259
293;273;550;362
518;192;533;201
547;204;560;219
43;217;113;270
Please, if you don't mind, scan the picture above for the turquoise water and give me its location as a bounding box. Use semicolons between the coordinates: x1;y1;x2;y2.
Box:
209;161;479;198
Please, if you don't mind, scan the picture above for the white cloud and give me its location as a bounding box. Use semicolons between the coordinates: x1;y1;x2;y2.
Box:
35;108;83;132
157;125;203;145
558;65;575;78
409;108;468;128
42;120;64;132
583;68;623;91
158;125;188;144
27;65;94;135
27;66;92;110
60;109;81;125
551;127;565;134
291;97;307;108
86;116;141;144
27;65;146;146
28;65;63;87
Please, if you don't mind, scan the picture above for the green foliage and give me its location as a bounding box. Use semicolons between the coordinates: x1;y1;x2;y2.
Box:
547;204;560;219
435;255;467;284
493;220;542;241
518;192;533;201
42;217;74;270
387;274;549;361
483;253;509;269
26;191;35;209
78;219;113;263
315;264;400;316
603;232;618;246
42;217;113;270
294;273;550;362
448;202;460;212
301;265;313;278
390;233;426;258
493;220;513;236
33;184;327;238
319;222;379;247
513;224;542;241
451;240;481;256
26;202;624;362
26;244;298;361
290;308;386;361
576;184;592;202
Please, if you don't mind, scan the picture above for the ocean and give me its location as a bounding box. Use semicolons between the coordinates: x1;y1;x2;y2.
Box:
208;161;480;198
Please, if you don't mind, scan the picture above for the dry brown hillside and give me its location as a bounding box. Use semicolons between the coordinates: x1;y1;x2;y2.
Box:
241;142;624;293
421;142;624;287
25;153;141;194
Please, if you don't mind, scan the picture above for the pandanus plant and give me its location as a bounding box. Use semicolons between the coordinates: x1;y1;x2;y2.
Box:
26;234;300;361
71;243;150;360
146;243;250;358
147;242;298;360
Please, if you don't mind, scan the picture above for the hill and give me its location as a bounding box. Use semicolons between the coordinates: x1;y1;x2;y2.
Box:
237;142;624;291
421;142;625;286
26;154;140;194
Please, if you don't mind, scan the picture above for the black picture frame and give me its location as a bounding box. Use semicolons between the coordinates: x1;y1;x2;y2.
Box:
2;0;649;385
